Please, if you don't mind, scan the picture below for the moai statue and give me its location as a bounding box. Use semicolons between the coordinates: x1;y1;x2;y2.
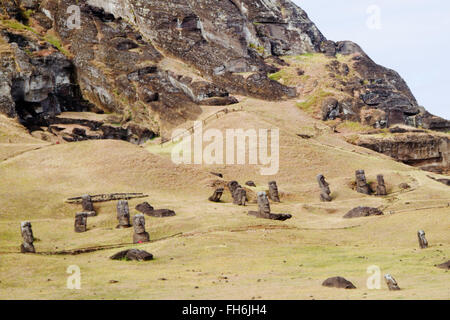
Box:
268;181;280;202
233;187;247;206
81;194;95;215
20;221;35;253
418;230;428;249
133;214;150;244
74;213;88;233
317;174;332;202
208;188;224;202
227;181;240;195
355;170;371;195
376;175;387;196
384;274;401;291
116;200;131;229
257;191;271;215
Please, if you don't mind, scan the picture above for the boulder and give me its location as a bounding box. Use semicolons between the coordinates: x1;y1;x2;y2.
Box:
436;260;450;270
322;277;356;289
343;207;383;219
110;249;154;261
245;181;256;187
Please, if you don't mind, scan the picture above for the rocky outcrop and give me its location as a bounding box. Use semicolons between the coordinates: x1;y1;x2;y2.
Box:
354;131;449;174
110;249;154;261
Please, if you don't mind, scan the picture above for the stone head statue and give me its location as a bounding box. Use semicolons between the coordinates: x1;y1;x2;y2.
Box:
257;191;270;214
21;221;34;244
133;214;146;234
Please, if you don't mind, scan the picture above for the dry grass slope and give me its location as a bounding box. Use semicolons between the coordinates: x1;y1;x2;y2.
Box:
0;97;449;300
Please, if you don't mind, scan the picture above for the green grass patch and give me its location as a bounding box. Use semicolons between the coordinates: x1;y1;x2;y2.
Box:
296;89;333;114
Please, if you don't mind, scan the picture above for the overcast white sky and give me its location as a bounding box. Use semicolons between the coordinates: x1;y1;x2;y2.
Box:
294;0;450;119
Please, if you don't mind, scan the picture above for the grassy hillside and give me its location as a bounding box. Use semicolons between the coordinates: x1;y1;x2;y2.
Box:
0;97;449;300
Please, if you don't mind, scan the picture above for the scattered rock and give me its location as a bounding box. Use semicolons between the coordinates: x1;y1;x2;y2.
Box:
133;214;150;244
417;230;428;249
399;183;411;190
384;274;401;291
110;249;153;261
268;181;280;202
343;207;384;219
317;174;332;202
109;280;119;284
436;260;450;270
208;188;224;202
116;200;131;229
20;221;35;253
322;277;356;289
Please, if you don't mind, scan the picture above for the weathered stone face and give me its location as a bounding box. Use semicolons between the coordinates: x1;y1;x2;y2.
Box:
376;175;387;196
268;181;280;202
355;170;371;195
317;174;332;202
257;191;271;215
132;214;150;243
133;214;146;234
418;230;428;249
81;194;95;213
20;221;35;253
74;213;88;233
116;200;131;228
209;188;224;202
227;181;241;195
232;187;247;206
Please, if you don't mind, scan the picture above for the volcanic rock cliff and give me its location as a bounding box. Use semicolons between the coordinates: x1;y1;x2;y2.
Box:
0;0;449;147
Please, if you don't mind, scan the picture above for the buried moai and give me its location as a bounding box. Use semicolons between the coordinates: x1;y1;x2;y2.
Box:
20;221;35;253
384;274;401;291
208;188;224;202
376;175;387;196
317;174;332;202
418;230;428;249
268;181;280;202
227;181;240;195
133;214;150;244
81;194;96;215
232;187;247;206
74;213;88;233
248;191;291;221
355;170;371;195
116;200;131;228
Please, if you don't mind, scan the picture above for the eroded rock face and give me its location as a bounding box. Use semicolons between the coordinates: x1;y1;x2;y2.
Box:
322;277;356;289
355;133;449;174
